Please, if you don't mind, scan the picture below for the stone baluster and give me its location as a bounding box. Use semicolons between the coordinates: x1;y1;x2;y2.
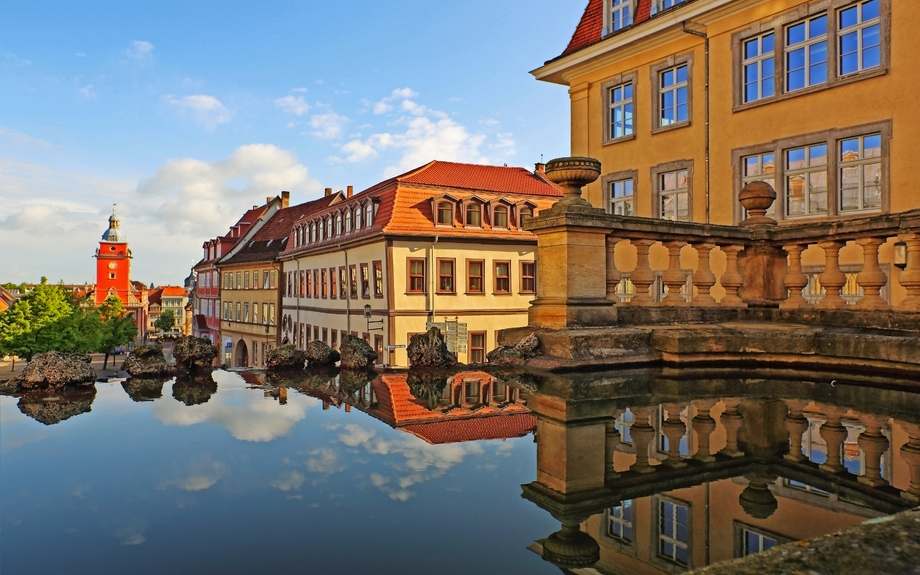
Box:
816;241;847;309
691;399;717;462
606;236;621;304
630;240;656;306
900;424;920;503
629;406;657;474
692;243;718;306
784;400;810;463
719;245;746;307
896;233;920;311
855;238;890;310
605;417;621;483
661;403;688;467
817;407;848;474
662;242;689;306
856;414;889;487
780;244;811;309
719;398;745;458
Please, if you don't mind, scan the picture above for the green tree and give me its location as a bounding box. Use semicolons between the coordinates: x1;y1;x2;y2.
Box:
154;309;176;333
0;280;75;361
97;296;137;369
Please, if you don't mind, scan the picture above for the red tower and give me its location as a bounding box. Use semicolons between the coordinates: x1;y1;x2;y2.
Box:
94;210;132;306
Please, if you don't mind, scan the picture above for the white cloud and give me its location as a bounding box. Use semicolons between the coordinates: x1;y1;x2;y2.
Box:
79;84;96;99
291;87;308;93
309;112;348;139
371;87;419;115
271;470;306;492
0;126;54;151
163;94;234;128
164;459;227;492
126;40;154;59
274;95;310;116
306;449;346;475
75;52;86;57
116;525;146;546
2;52;31;67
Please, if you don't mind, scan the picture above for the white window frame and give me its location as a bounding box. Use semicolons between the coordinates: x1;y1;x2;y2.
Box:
658;168;690;222
784;143;828;218
609;81;634;140
838;133;882;213
837;0;880;76
742;32;775;103
659;64;689;127
605;0;632;35
785;14;828;92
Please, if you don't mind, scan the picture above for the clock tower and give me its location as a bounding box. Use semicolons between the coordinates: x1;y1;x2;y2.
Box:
94;209;133;306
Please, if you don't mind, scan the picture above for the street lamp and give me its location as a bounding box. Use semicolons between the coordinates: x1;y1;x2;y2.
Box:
894;241;908;270
364;304;383;334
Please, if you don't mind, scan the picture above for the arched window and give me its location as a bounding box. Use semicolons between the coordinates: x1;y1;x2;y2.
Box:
309;223;315;243
466;203;482;226
354;205;362;229
365;203;374;228
493;205;508;228
345;210;352;233
326;217;333;239
335;213;342;236
437;202;453;225
519;206;534;225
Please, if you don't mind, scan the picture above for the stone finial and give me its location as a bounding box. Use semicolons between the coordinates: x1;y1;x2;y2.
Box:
545;156;601;209
739;181;777;226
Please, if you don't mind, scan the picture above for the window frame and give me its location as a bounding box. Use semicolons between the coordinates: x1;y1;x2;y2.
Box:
601;71;638;144
733;521;789;558
373;261;384;298
407;258;427;294
605;0;633;35
467;259;485;294
464;201;483;227
520;261;536;294
651;495;692;571
349;264;359;299
437;258;456;294
339;266;347;299
651;160;693;221
650;53;693;134
436;201;454;226
360;263;371;298
469;331;486;364
602;170;637;216
494;260;511;294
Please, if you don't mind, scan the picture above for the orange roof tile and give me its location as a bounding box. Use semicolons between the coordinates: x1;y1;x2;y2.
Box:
400;161;562;197
402;414;537;445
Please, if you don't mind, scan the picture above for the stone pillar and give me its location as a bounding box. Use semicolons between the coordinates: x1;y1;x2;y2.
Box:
692;243;718;306
816;240;847;309
691;399;717;462
605;418;621;483
719;245;747;308
900;424;920;503
535;416;607;494
606;236;621;304
855;238;890;310
629;240;657;306
857;414;889;487
738;242;789;306
629;406;657;474
719;398;745;458
896;233;920;311
784;400;810;463
661;403;688;467
781;244;810;309
817;408;848;474
662;242;689;306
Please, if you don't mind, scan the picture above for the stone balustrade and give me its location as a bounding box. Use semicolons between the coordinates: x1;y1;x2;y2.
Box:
526;156;920;328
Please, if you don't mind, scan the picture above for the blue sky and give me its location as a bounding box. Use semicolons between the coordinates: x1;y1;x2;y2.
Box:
0;0;579;285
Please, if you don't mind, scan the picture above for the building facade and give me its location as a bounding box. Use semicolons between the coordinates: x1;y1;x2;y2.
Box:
147;286;190;336
278;161;561;367
93;211;148;330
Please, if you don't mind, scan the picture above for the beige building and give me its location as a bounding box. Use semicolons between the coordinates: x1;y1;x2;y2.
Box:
278;161;561;367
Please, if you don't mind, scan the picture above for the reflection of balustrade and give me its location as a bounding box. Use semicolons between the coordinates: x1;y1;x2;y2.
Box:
901;424;920;503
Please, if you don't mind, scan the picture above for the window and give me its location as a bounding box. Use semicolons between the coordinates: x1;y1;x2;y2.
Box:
742;152;776;219
467;260;484;293
349;265;358;299
608;501;634;542
361;263;370;298
331;330;337;350
659;65;688;127
408;259;426;293
608;0;632;33
235;302;241;321
521;262;536;293
494;261;510;294
839;133;881;212
262;303;268;325
326;217;333;239
339;266;347;299
786;14;827;91
785;143;828;217
437;202;453;225
252;302;259;324
335;213;342;236
321;269;328;298
300;271;306;297
309;222;315;243
243;302;250;323
657;499;690;567
223;273;231;289
736;525;779;557
270;270;276;289
493;205;508;228
306;270;312;298
354;206;362;230
743;33;775;103
263;271;270;289
651;0;686;14
345;209;352;233
658;168;690;221
108;272;115;279
313;325;319;341
839;0;879;76
322;327;328;344
470;332;486;364
365;203;374;228
437;259;455;293
609;178;634;215
236;272;242;289
466;203;482;226
314;269;320;298
373;261;384;297
609;82;634;139
519;206;533;225
268;303;275;325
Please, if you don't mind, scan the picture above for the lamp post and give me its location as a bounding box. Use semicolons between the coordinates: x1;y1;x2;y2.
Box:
364;304;383;335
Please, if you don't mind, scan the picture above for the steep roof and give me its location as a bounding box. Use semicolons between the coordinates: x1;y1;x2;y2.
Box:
400;161;562;197
159;286;187;297
402;415;537;445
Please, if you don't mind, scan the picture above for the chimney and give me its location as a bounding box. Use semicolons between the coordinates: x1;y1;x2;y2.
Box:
534;162;546;175
347;185;354;198
253;205;259;209
281;190;290;208
324;187;332;197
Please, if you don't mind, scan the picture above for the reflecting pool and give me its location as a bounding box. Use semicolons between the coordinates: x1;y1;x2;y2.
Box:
2;367;918;574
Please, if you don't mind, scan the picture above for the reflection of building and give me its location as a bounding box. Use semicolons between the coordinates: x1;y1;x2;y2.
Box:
93;211;148;331
147;286;190;335
278;161;561;367
521;368;920;572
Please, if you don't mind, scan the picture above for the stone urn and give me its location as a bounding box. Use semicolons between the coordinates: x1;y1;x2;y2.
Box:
545;156;601;209
738;180;777;226
541;522;600;568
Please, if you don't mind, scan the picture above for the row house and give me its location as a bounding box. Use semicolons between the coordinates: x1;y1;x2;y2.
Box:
147;286;190;336
534;0;915;305
278;160;561;367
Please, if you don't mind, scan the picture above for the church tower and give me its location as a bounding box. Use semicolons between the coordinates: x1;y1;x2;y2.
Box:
94;209;133;306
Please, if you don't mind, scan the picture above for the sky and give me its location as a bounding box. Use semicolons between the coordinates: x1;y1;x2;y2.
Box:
0;0;580;286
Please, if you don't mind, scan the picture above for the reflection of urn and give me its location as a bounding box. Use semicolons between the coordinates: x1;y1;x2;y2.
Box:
545;157;601;209
739;473;778;519
541;522;600;569
738;181;777;226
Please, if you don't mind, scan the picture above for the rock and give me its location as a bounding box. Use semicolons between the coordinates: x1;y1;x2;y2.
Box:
266;344;308;370
172;336;218;371
17;388;97;425
406;327;456;368
171;373;218;406
14;352;95;391
305;341;340;366
339;335;378;370
121;377;169;402
122;344;174;377
485;333;541;367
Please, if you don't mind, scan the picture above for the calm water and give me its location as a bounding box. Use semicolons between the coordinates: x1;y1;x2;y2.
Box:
3;367;919;574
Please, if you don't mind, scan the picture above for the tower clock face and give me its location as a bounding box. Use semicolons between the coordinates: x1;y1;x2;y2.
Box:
108;263;117;269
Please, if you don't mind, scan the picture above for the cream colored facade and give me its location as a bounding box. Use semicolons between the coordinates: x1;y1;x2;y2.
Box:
534;0;917;305
218;262;280;368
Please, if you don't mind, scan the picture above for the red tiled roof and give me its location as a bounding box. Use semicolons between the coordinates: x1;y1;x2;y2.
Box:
400;161;562;197
159;286;187;297
374;374;437;424
402;414;537;445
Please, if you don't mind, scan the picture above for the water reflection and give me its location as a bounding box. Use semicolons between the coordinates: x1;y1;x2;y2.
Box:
171;374;218;406
16;387;97;425
121;377;168;402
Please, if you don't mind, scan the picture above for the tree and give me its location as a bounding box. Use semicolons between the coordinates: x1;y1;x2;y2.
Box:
97;296;138;369
154;309;176;333
0;281;75;361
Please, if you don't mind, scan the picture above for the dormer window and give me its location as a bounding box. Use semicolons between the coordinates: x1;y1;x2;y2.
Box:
466;203;482;226
436;202;453;225
335;213;342;236
345;210;352;233
519;206;534;226
493;205;509;228
354;205;363;229
607;0;632;34
650;0;686;17
365;203;374;228
326;217;333;239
